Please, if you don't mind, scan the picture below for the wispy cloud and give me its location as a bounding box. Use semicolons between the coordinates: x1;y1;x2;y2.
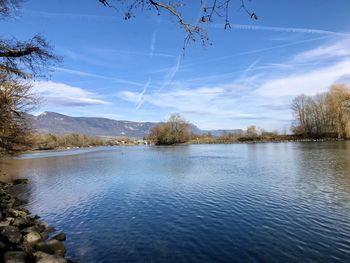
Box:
87;47;176;58
26;10;116;21
293;39;350;62
150;31;157;58
118;38;350;130
53;67;145;87
33;81;110;107
255;60;350;97
182;36;331;69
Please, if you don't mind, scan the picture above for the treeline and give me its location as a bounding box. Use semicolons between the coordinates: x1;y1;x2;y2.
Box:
147;115;285;145
29;133;110;150
190;126;284;144
28;134;137;151
291;84;350;139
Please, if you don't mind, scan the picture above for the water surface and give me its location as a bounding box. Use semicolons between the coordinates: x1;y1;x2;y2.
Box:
1;142;350;262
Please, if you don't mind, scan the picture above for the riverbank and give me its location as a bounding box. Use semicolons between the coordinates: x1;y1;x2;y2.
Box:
188;135;346;145
0;179;72;263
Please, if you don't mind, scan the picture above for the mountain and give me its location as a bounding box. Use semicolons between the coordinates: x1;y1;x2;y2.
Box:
201;129;244;137
29;112;243;138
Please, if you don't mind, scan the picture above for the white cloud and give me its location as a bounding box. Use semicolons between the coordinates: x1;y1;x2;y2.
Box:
118;38;350;130
33;81;110;107
293;39;350;62
256;60;350;97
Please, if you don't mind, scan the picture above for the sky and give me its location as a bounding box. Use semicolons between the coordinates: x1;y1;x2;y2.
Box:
3;0;350;131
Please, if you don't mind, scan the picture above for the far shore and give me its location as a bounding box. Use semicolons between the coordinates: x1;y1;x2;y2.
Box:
1;136;347;159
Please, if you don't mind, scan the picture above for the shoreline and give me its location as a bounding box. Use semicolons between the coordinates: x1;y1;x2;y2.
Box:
0;179;73;263
188;137;347;145
1;138;347;158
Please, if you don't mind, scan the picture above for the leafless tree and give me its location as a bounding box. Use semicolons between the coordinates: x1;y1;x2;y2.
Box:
0;0;58;153
148;113;190;145
0;0;21;17
98;0;257;49
291;85;350;139
0;73;37;152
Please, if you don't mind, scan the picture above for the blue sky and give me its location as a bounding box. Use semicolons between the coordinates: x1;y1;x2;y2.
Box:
3;0;350;130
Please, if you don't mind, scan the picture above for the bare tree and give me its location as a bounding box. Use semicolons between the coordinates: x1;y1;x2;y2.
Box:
0;0;58;153
0;73;37;152
148;113;190;145
0;35;58;78
0;0;21;17
291;85;350;139
98;0;257;48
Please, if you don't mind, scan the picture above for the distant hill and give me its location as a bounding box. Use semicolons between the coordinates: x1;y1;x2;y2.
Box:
28;112;243;138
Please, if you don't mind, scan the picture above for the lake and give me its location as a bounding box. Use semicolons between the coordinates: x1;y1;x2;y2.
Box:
1;142;350;262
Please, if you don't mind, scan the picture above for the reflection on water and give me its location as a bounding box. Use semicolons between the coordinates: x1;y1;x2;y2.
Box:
1;142;350;262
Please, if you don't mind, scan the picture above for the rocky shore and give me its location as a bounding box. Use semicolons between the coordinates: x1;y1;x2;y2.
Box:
0;179;72;263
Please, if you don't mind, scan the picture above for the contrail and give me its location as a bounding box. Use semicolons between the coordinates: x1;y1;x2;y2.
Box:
221;24;350;37
149;31;157;58
243;58;260;75
182;36;331;68
135;79;151;110
156;54;182;93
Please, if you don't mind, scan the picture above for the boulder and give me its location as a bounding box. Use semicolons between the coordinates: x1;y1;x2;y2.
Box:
12;179;28;185
23;231;42;246
40;231;49;241
37;254;68;263
35;239;66;257
0;221;10;227
38;222;49;229
35;251;68;262
7;209;27;218
12;217;32;228
3;251;27;263
22;226;42;234
53;233;66;241
0;226;22;244
0;240;6;251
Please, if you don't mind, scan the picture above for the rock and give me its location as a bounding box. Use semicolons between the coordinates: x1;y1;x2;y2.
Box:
22;226;42;234
37;254;68;263
35;239;66;257
34;251;52;260
13;199;26;207
53;233;66;241
12;179;28;185
18;208;29;214
12;217;31;228
40;231;49;241
0;221;10;227
8;209;27;218
0;240;6;251
46;227;56;234
3;251;27;263
4;217;14;224
0;226;22;244
23;231;42;246
38;222;49;229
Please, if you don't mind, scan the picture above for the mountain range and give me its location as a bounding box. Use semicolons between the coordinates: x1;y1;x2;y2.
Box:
28;112;243;138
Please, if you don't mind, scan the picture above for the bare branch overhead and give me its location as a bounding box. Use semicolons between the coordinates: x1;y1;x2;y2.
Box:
99;0;257;48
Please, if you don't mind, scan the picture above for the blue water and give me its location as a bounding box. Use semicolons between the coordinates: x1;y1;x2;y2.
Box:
1;142;350;262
